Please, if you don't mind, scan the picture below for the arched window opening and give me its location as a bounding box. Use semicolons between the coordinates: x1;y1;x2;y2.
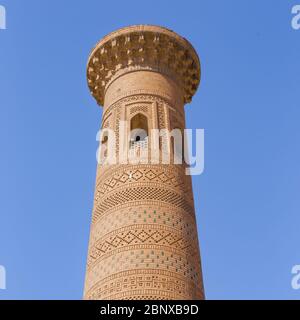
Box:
101;135;108;144
100;133;109;163
129;113;149;149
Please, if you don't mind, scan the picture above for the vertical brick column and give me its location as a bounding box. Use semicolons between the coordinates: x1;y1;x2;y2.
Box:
84;25;204;300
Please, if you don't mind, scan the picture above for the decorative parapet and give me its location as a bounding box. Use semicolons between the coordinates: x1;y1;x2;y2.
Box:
87;25;201;106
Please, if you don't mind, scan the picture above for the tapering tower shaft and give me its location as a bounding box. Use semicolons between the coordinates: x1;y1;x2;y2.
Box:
84;25;204;300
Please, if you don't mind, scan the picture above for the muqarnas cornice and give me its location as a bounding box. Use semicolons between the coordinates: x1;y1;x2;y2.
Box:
87;25;201;106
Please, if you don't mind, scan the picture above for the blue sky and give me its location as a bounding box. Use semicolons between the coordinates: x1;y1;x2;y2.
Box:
0;0;300;300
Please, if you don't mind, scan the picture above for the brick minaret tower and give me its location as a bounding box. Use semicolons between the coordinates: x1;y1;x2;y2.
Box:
84;25;204;300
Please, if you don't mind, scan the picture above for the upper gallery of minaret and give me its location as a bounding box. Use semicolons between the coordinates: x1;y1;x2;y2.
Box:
87;25;201;107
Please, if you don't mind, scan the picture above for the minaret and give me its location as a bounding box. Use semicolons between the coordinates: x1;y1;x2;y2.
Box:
84;25;204;300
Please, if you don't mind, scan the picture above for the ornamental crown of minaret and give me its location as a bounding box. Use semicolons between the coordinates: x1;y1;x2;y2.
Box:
87;25;201;106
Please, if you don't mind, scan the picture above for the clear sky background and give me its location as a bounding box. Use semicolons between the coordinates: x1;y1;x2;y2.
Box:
0;0;299;300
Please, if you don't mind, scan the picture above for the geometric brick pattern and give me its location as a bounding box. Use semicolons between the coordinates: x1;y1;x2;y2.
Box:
92;185;195;223
85;269;203;300
87;226;194;268
96;165;190;195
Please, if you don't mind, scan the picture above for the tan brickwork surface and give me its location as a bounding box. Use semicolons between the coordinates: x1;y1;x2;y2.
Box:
84;25;204;300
